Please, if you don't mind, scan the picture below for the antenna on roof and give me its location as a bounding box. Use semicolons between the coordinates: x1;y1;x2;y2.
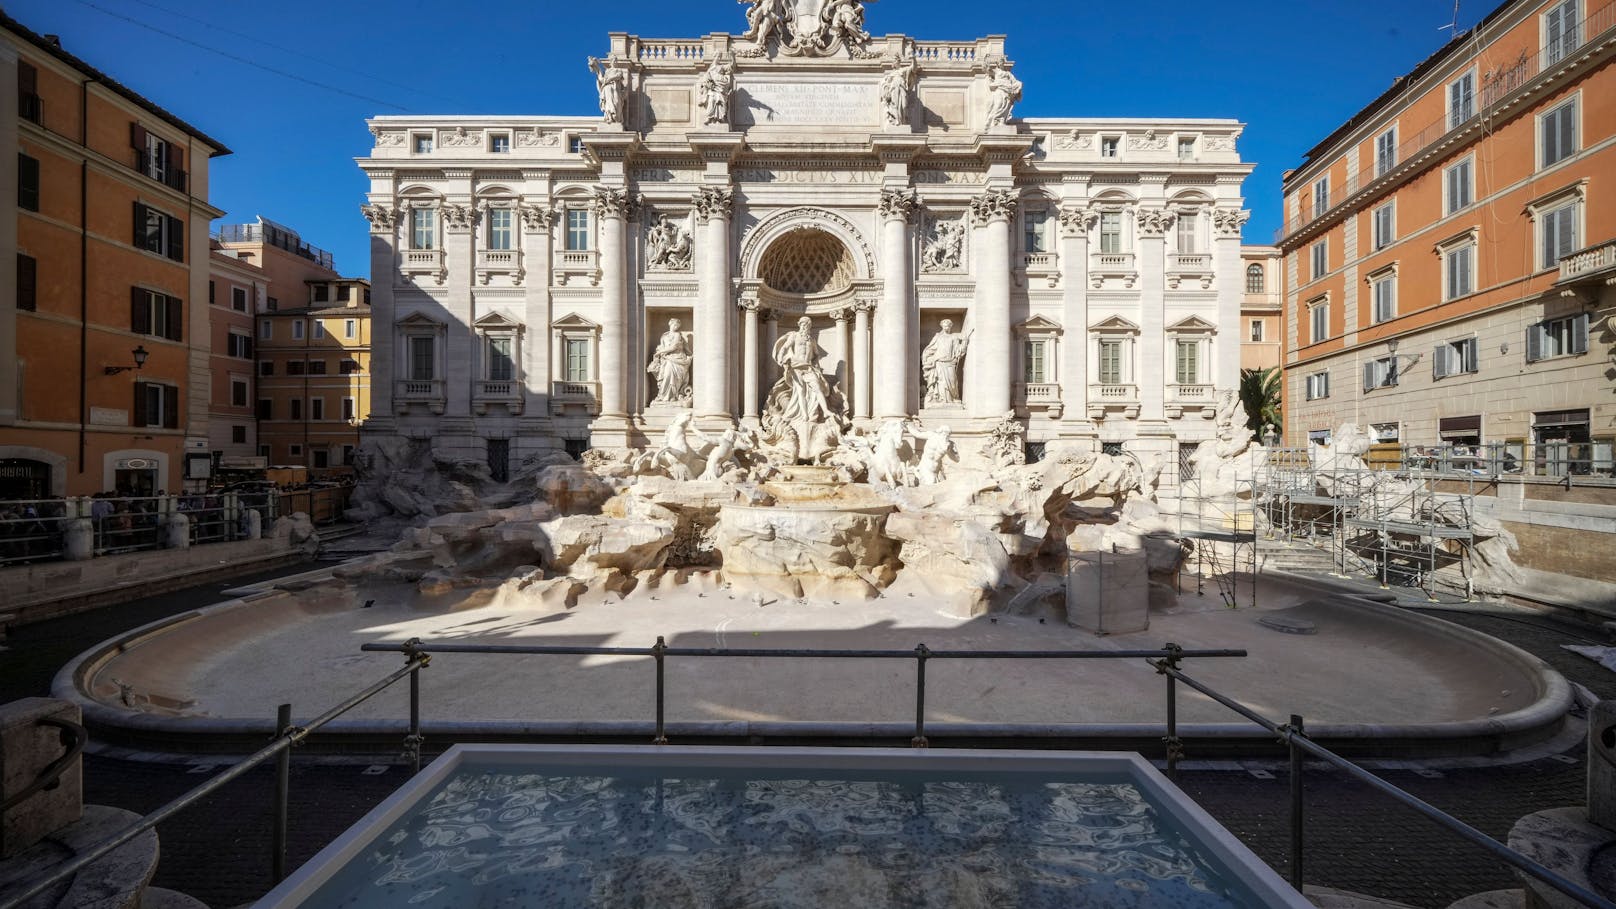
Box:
1439;0;1462;34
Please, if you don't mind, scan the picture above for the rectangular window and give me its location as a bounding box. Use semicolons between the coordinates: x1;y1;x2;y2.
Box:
132;380;178;430
257;399;272;420
18;61;41;124
289;399;302;421
488;208;514;251
307;359;327;375
17;254;36;312
1371;273;1396;324
260;361;274;377
1449;72;1475;128
411;208;436;250
1527;313;1590;362
345;319;357;339
337;284;351;302
1023;211;1050;254
565;338;590;382
490;133;511;154
1309;299;1329;344
227;332;253;359
230;379;248;408
1097;340;1123;384
18;154;39;212
131;126;185;191
232;287;248;312
1310;241;1327;281
342;397;355;422
1434;337;1479;378
1175;214;1196;254
343;445;356;466
1305;371;1330;401
1098;211;1123;254
292;320;305;340
413;133;433;154
1541;99;1578;168
1363;356;1398;391
286;360;305;376
1545;0;1581;65
232;425;247;445
1540;202;1579;269
1100;136;1119;158
340;359;360;375
410;336;436;381
568;135;585;154
488;439;510;483
1174;340;1200;385
1023;340;1048;384
1312;176;1329;217
130;288;183;341
133;202;184;261
1249;320;1264;343
312;449;329;469
1375;127;1397;176
1444;241;1475;300
1372;201;1395;250
487;336;515;381
312;321;326;340
1445;158;1473;214
259;319;272;340
310;398;324;421
312;284;329;304
565;209;590;252
1177;137;1195;161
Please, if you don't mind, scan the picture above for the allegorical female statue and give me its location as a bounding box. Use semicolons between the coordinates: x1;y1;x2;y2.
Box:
588;57;628;124
647;318;693;405
921;319;971;405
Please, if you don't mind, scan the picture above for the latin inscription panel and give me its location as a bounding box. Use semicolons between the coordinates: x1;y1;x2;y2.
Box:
736;81;878;126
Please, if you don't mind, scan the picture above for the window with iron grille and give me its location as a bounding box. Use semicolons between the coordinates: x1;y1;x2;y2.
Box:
488;439;510;483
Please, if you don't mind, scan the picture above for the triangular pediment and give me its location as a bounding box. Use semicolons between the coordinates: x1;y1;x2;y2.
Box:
1018;314;1064;335
553;313;601;331
473;311;523;331
1088;314;1140;333
396;311;444;328
1166;315;1218;333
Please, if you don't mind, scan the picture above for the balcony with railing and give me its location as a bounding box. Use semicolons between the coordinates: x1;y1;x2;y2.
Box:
1087;383;1139;420
400;248;446;284
1557;239;1616;286
1020;251;1060;287
1170;384;1214;403
1088;252;1137;289
394;379;445;415
1167;253;1214;290
550;380;601;416
553;249;601;287
474;379;525;415
475;248;524;285
1275;0;1616;246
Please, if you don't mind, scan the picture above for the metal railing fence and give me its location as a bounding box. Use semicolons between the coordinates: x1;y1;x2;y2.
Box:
1149;660;1616;909
0;499;71;565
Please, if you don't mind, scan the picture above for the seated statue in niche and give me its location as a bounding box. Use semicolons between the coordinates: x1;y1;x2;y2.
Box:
921;319;971;406
762;316;847;463
647;318;693;405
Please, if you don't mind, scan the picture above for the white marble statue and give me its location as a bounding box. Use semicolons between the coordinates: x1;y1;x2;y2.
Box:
820;0;870;48
909;423;956;486
867;419;909;486
646;214;692;271
699;425;755;481
738;0;788;46
921;217;965;273
647;319;694;405
698;57;735;126
981;410;1027;470
632;411;706;480
880;56;917;126
588;57;628;124
922;320;971;406
764;316;840;463
985;63;1022;128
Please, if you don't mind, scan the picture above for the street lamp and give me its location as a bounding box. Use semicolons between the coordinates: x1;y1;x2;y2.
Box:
104;345;150;376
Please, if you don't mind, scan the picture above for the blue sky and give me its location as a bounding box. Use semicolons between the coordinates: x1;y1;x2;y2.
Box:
7;0;1485;276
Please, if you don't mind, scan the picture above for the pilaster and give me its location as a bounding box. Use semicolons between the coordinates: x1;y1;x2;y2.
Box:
440;184;478;419
519;189;556;430
360;172;399;432
1135;204;1174;428
0;38;20;426
969;188;1016;420
1058;204;1096;438
693;185;735;425
875;187;917;419
1212;207;1249;393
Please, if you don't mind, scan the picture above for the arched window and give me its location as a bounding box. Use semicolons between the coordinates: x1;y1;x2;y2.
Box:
1245;263;1265;293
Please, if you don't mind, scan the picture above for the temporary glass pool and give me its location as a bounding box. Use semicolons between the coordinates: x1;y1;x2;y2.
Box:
257;746;1308;908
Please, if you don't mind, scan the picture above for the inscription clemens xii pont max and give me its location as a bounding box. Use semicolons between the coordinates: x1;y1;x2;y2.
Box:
737;81;878;126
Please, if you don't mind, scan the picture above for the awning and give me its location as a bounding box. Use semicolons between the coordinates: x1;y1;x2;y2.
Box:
1438;415;1481;439
1532;408;1590;428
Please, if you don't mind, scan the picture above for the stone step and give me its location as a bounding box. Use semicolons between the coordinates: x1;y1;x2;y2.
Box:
140;887;210;909
0;805;157;909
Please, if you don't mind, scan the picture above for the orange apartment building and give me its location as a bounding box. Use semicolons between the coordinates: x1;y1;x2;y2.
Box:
1278;0;1616;580
1241;245;1283;373
0;14;230;499
208;241;266;464
216;219;370;474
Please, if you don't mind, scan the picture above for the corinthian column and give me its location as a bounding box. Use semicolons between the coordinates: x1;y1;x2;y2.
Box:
852;299;873;421
740;298;761;422
1212;207;1250;394
1058;205;1095;433
970;189;1016;419
694;186;735;424
594;187;631;421
1135;206;1174;425
875;188;916;419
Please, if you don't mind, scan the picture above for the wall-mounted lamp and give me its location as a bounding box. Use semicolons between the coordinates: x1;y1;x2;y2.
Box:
104;345;149;376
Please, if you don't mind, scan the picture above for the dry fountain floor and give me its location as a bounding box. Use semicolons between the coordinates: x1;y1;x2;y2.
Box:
71;570;1558;736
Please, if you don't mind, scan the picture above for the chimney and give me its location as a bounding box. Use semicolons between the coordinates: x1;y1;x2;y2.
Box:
42;35;61;48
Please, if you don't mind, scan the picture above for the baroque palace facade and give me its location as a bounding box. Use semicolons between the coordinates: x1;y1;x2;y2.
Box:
357;3;1254;473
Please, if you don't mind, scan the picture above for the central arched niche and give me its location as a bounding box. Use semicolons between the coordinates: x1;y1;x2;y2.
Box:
758;228;856;298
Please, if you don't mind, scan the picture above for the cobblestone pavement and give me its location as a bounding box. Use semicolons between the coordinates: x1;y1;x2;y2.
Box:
3;573;1610;908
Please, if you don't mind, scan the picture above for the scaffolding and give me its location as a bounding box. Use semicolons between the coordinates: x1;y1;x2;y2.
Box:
1164;459;1260;610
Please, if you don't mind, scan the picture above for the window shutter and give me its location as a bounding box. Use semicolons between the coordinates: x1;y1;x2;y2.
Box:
1572;313;1589;355
132;202;146;247
17;254;36;312
166;215;184;261
1464;338;1479;373
166;294;183;341
1559;104;1576;160
1433;345;1447;379
130;287;150;334
18;61;36;96
242;336;253;359
18;154;39;211
132;381;148;426
1363;362;1375;392
130;122;148;152
165;144;183;189
1526;324;1542;363
162;385;179;429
